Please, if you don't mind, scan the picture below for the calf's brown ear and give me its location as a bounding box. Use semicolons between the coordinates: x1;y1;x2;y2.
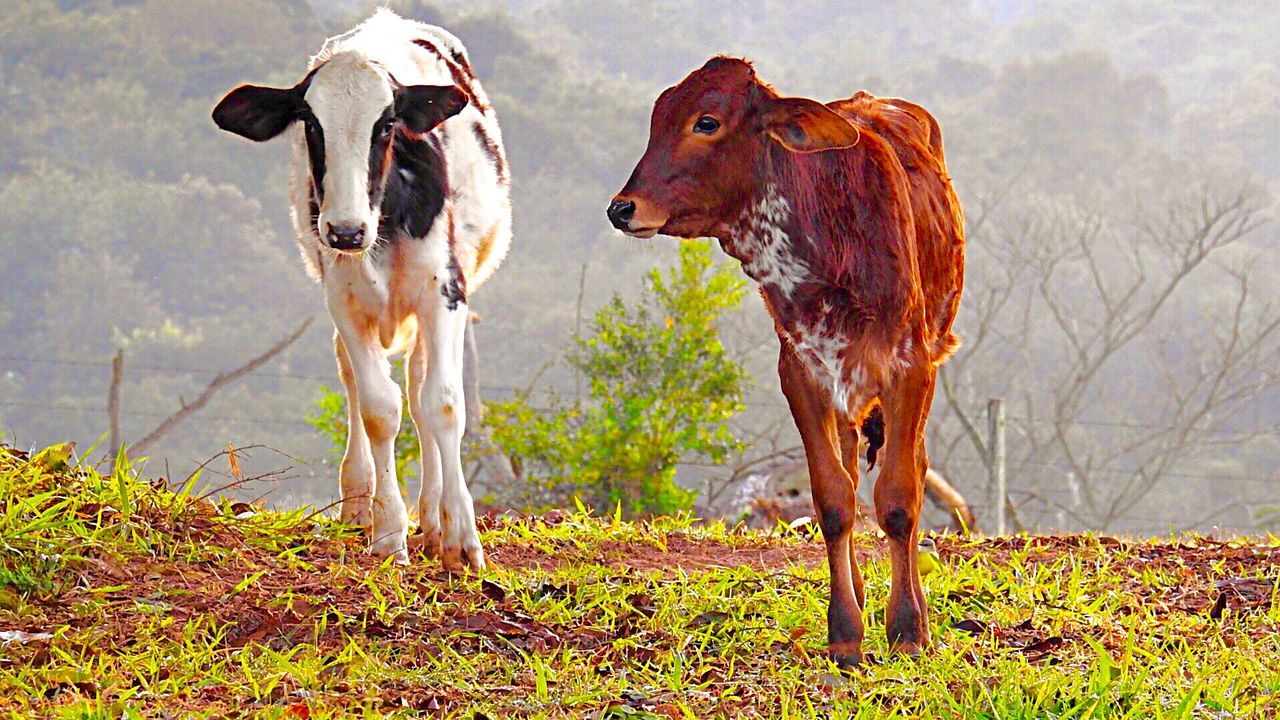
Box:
762;97;861;153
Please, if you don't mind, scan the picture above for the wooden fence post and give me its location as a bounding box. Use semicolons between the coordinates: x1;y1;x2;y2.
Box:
987;397;1007;535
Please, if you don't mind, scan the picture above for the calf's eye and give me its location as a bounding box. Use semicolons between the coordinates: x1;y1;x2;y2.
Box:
693;115;721;135
377;119;395;138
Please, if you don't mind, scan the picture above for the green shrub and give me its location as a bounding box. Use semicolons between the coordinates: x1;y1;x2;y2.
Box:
486;240;748;516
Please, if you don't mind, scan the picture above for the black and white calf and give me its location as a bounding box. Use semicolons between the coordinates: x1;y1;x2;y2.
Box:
213;10;510;571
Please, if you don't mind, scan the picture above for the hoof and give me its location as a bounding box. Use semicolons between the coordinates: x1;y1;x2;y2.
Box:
887;605;930;656
407;528;442;559
828;640;864;670
441;544;486;574
369;532;409;566
340;505;372;529
831;651;864;670
888;639;927;658
374;547;410;566
890;630;931;661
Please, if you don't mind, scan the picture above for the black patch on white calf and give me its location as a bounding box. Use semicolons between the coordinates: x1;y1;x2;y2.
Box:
367;105;396;211
471;120;507;183
446;44;472;75
441;253;467;310
303;112;327;202
212;64;323;143
379;133;450;240
411;38;486;112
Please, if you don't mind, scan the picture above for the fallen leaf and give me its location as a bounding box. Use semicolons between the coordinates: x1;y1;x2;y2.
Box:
414;695;443;712
227;443;242;481
1020;636;1065;656
627;593;657;617
462;612;531;637
480;580;506;602
651;703;682;719
689;610;731;628
1215;577;1275;602
1208;592;1228;621
87;556;131;581
952;618;988;635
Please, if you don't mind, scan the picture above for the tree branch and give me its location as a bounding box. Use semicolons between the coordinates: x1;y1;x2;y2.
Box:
128;318;314;456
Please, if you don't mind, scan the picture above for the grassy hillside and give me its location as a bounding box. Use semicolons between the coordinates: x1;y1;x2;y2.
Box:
0;443;1277;718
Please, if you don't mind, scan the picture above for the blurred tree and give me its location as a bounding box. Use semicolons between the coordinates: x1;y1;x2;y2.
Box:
933;181;1278;531
1;0;1277;528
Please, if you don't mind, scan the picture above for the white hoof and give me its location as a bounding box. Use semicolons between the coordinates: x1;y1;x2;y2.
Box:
442;542;485;574
369;530;409;565
340;504;372;529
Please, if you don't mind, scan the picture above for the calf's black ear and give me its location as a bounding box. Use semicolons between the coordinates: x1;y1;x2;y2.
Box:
213;84;306;142
394;85;468;135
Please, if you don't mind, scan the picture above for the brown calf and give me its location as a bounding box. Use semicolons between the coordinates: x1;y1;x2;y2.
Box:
608;57;964;666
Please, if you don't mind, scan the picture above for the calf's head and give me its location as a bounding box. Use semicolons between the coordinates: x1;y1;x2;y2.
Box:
213;56;466;253
608;57;863;239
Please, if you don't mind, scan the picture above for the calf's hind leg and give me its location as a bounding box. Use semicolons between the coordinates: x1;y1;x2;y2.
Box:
406;331;443;558
874;364;935;655
836;420;867;612
778;344;865;667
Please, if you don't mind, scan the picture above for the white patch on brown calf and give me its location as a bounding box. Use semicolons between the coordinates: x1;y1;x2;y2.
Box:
731;184;809;299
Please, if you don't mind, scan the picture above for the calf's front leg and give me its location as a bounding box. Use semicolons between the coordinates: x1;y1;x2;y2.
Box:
420;300;484;572
778;344;865;668
406;332;443;558
332;315;410;565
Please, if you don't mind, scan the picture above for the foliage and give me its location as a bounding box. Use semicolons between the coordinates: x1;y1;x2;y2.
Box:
485;240;748;516
2;441;1279;718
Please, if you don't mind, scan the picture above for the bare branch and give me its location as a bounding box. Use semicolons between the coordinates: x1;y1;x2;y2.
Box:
128;318;314;456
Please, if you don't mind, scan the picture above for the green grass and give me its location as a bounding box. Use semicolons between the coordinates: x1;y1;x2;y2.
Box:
1;443;1278;718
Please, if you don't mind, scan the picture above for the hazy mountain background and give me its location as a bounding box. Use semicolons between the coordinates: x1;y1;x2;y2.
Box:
1;0;1276;533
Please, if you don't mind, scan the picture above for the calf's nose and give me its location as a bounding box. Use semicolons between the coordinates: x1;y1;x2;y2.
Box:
606;198;636;230
326;223;366;251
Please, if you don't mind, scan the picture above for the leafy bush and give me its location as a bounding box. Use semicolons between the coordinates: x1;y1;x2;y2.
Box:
485;240;749;516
